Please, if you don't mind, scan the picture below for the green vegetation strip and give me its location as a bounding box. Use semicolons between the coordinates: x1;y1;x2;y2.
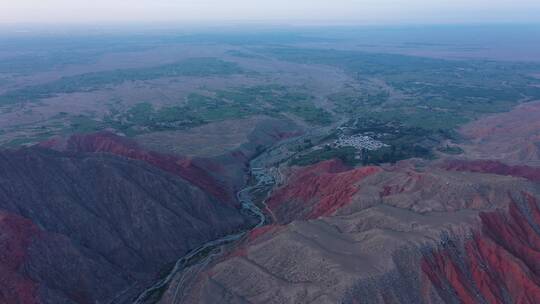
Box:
103;84;332;135
0;58;243;104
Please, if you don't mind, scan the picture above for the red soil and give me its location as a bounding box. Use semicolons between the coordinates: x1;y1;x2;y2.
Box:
422;192;540;303
222;225;282;261
0;211;41;304
62;132;233;204
379;170;427;198
443;159;540;182
247;225;281;242
267;159;382;221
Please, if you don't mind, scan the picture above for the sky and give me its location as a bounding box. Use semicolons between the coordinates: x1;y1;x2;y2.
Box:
1;0;540;25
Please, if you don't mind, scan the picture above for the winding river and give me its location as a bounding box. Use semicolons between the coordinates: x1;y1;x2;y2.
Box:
132;153;273;304
132;124;336;303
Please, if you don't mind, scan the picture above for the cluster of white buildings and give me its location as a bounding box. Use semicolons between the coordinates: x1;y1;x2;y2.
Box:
334;134;388;151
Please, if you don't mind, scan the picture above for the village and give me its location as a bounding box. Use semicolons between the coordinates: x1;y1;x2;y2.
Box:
333;134;389;151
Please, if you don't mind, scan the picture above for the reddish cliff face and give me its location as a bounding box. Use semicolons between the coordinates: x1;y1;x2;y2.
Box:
59;132;234;204
179;156;540;304
267;159;382;223
0;211;40;304
443;159;540;182
422;192;540;304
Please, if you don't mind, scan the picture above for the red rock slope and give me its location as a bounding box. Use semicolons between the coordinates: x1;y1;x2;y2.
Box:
177;159;540;304
422;192;540;304
266;159;382;223
42;132;234;205
443;159;540;182
0;211;40;304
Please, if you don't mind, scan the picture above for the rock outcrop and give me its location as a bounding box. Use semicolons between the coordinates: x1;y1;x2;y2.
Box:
267;159;382;223
179;159;540;304
422;192;540;304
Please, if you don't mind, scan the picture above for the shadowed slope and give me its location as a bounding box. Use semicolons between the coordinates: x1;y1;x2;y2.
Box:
0;211;40;304
0;147;247;303
41;132;235;205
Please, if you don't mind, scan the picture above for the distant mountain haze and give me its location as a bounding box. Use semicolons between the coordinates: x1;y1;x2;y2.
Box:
1;0;540;24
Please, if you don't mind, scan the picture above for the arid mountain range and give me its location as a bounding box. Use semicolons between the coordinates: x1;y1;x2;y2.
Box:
2;101;540;304
1;26;540;304
169;102;540;304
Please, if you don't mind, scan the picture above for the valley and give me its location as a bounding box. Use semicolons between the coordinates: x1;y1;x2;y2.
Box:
1;25;540;304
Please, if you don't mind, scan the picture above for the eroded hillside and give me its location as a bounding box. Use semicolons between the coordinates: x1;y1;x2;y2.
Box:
173;102;540;304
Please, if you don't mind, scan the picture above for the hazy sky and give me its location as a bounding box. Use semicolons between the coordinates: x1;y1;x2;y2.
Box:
1;0;540;25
